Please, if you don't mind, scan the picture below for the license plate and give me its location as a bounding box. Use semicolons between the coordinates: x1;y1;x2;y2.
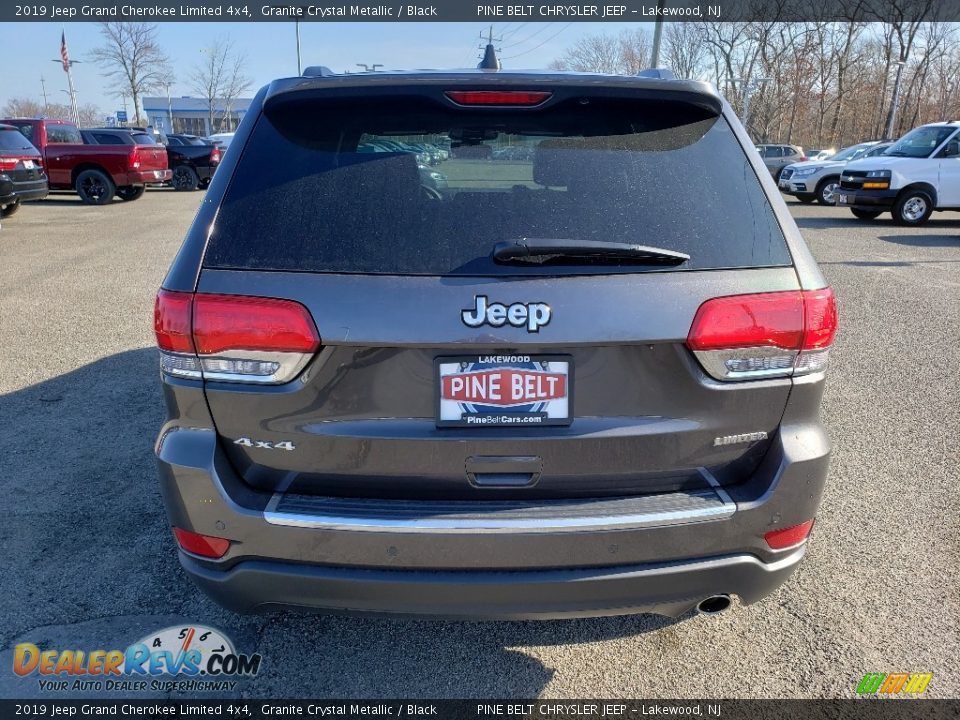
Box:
778;179;787;189
22;160;34;169
154;170;164;179
436;354;572;428
838;194;849;204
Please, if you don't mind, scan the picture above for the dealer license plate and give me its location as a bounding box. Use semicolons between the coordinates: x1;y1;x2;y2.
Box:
436;354;572;428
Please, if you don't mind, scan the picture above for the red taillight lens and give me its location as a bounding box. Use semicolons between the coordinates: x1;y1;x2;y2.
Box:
173;527;230;559
0;157;18;170
192;294;320;355
154;289;194;353
800;155;808;161
801;287;838;349
686;288;837;380
764;519;815;549
687;291;804;351
128;147;141;169
444;90;552;106
210;147;221;165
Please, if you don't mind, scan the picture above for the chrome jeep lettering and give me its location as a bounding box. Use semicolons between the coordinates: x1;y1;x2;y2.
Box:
461;295;551;332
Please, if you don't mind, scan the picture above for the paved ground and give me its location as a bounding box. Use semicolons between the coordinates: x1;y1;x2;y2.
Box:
0;190;957;699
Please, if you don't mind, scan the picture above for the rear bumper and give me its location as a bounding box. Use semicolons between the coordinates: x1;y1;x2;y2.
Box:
121;169;172;185
156;372;831;618
0;175;48;204
180;547;805;619
836;187;898;210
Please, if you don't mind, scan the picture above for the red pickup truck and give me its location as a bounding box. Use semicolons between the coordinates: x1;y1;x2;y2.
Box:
1;118;171;205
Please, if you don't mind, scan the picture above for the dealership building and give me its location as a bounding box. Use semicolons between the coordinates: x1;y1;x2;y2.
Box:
141;96;253;136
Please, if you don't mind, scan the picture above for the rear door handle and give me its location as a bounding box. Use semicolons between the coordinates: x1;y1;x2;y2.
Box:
466;455;542;488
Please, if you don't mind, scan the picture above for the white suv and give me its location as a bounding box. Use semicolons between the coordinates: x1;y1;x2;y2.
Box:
837;122;960;225
778;141;891;205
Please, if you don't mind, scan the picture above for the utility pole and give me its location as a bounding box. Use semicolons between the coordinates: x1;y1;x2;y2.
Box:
40;76;50;114
163;81;174;133
649;0;666;68
295;20;302;75
885;61;906;139
478;25;501;70
356;63;383;72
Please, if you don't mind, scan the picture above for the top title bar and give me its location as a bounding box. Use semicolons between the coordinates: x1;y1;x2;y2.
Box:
7;0;960;23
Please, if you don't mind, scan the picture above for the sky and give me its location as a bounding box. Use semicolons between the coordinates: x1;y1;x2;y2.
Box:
2;21;651;116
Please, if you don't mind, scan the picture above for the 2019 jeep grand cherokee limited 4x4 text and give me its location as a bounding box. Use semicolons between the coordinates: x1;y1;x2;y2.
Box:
154;68;837;620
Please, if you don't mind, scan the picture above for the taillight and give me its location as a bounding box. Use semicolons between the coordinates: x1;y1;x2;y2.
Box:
764;519;815;550
128;147;141;169
0;157;18;170
173;527;230;559
154;290;320;384
686;288;837;381
210;147;221;165
800;155;808;161
444;90;552;106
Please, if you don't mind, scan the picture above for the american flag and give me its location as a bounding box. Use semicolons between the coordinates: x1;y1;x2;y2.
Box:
60;31;70;72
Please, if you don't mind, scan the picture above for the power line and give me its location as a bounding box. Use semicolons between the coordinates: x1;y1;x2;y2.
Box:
500;22;529;41
501;23;553;50
502;23;573;60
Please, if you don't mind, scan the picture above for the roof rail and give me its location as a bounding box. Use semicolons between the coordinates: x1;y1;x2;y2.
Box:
638;68;676;80
302;66;336;77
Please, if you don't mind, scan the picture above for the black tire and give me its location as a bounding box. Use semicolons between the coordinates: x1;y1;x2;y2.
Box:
816;177;841;206
773;167;784;182
172;165;200;191
1;198;21;217
199;177;211;190
116;185;146;202
851;208;882;220
75;169;115;205
796;194;816;204
892;189;933;226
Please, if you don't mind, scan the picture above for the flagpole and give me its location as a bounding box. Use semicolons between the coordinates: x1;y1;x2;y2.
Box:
66;63;80;126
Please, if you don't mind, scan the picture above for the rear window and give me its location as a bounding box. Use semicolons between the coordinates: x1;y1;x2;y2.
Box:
46;124;83;144
0;129;37;153
205;93;791;276
131;133;156;145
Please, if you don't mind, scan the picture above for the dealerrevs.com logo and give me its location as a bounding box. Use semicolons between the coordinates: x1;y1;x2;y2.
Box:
13;625;261;693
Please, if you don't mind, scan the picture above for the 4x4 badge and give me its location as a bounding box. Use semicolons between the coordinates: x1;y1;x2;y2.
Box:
461;295;551;333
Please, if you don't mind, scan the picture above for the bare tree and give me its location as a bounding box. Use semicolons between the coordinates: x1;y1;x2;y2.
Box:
549;30;650;75
3;97;102;128
663;24;707;79
88;22;170;126
192;37;252;134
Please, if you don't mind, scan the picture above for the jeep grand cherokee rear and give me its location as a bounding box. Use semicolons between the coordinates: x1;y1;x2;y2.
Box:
154;69;836;619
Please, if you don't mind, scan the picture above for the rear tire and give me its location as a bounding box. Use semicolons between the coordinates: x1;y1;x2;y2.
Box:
172;165;200;191
1;198;21;217
851;208;882;220
892;190;933;226
796;194;816;204
75;169;115;205
816;177;841;206
116;185;146;202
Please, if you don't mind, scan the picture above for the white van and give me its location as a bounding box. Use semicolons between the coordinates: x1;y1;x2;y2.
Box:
837;122;960;225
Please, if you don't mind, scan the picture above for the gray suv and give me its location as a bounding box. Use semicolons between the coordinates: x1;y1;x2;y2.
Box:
756;143;806;179
154;68;837;619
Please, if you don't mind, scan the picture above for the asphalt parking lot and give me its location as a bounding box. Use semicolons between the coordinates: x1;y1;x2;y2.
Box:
0;189;958;699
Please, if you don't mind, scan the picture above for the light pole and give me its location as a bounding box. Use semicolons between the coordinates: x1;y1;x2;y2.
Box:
885;61;906;139
649;0;667;68
296;20;302;75
730;77;772;135
163;81;174;133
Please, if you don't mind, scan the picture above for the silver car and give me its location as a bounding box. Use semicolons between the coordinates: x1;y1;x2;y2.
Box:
779;141;892;205
756;143;806;179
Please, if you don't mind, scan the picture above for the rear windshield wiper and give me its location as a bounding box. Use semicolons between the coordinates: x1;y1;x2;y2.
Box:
493;238;690;266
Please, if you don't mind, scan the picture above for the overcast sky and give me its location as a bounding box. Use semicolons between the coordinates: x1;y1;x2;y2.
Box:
3;21;650;116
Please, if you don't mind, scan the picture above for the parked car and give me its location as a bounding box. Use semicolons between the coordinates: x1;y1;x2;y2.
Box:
358;141;447;190
838;122;960;225
154;67;837;620
1;118;171;204
778;141;892;205
0;123;48;217
205;132;235;151
756;143;807;179
163;134;221;190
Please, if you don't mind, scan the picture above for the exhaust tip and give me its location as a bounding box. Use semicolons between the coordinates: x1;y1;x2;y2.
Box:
696;594;732;615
